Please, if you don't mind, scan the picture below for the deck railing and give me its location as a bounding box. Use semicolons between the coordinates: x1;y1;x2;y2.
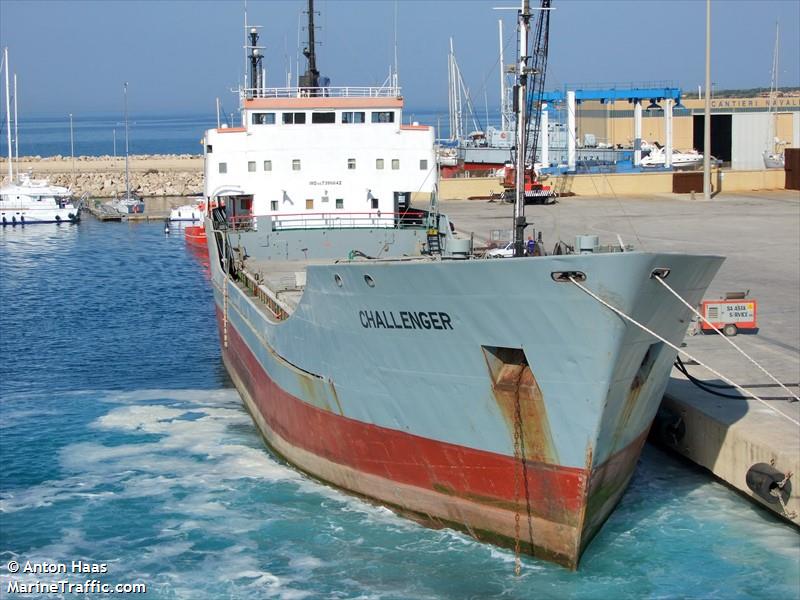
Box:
243;86;401;99
228;211;427;232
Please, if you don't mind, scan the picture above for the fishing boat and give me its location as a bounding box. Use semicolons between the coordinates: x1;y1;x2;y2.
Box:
202;0;723;569
0;48;81;225
106;82;145;215
169;197;205;222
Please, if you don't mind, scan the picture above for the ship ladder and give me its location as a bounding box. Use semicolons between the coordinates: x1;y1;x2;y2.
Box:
426;228;442;255
568;275;800;427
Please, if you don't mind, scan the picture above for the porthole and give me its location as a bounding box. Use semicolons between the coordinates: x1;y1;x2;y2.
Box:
364;274;375;287
334;273;343;287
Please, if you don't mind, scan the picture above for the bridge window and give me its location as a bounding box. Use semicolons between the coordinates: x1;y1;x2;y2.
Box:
336;198;343;209
312;112;335;124
292;159;301;171
371;111;395;123
420;159;428;170
376;158;384;170
391;159;400;170
347;158;356;170
371;197;379;209
218;162;227;174
264;160;272;171
342;111;365;124
271;200;278;211
283;112;306;124
248;161;256;172
252;112;275;125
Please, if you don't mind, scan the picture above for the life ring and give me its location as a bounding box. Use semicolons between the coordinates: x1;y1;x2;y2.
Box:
500;132;507;139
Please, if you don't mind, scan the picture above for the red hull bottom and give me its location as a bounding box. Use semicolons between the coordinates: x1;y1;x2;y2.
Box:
184;225;207;247
217;309;647;568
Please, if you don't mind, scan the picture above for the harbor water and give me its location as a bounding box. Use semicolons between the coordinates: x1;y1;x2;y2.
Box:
1;220;798;599
6;109;462;158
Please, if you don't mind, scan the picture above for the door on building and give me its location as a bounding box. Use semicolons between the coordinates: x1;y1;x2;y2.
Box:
693;114;732;164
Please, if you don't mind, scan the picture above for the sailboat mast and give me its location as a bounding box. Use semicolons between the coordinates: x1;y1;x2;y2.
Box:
513;0;531;258
499;20;507;132
3;47;12;182
124;82;130;199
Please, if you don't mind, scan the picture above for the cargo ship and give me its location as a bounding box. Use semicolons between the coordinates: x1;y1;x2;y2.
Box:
201;0;723;568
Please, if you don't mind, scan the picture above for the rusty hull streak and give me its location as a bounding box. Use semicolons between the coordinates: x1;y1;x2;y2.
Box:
483;348;558;465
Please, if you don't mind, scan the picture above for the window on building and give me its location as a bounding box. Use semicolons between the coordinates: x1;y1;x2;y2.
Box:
311;112;336;124
283;112;307;124
371;197;379;209
292;159;301;171
371;111;395;123
248;161;256;172
206;144;213;154
419;159;428;170
376;158;384;170
347;158;356;170
335;198;344;209
218;162;227;174
391;159;400;170
264;160;272;171
306;198;314;210
252;112;276;125
342;111;365;124
270;200;278;211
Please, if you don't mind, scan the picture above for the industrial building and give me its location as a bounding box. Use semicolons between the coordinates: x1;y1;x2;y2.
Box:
543;88;800;171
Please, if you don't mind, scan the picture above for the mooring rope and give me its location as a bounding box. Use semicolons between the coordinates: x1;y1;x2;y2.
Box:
568;277;800;427
651;274;799;402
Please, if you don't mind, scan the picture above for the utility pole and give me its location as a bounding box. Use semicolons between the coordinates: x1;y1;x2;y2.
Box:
69;113;75;181
703;0;711;200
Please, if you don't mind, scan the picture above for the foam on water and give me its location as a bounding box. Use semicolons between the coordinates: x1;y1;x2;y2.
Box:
2;217;798;598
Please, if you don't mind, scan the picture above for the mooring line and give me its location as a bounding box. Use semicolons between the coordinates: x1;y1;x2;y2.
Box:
569;277;799;427
651;274;799;402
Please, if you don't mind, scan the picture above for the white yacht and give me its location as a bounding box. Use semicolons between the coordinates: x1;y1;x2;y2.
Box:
640;141;703;169
1;48;80;225
0;173;81;225
169;197;205;222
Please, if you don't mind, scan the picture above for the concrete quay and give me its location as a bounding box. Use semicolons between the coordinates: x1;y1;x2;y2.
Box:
439;190;800;525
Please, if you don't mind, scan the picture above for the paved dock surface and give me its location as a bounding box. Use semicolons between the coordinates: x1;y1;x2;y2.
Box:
442;190;800;523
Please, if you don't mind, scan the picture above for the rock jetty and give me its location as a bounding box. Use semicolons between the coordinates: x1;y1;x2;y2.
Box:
0;154;204;198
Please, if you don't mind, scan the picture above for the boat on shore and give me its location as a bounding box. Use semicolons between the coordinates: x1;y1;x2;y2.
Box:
202;0;723;569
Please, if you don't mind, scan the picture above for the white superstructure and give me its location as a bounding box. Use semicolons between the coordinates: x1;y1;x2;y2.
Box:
203;87;436;224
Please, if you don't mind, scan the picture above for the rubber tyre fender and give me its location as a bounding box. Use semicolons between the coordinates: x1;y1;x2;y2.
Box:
745;462;791;505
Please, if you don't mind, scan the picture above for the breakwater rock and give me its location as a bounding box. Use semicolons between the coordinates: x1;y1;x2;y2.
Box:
0;154;204;198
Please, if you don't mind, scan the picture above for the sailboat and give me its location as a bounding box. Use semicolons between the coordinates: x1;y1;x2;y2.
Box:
763;23;785;169
0;47;81;225
107;82;145;214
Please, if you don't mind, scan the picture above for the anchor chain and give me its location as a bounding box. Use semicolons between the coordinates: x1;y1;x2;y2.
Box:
512;395;523;577
770;471;797;519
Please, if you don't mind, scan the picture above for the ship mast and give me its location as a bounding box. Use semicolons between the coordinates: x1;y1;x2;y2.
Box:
299;0;320;94
512;1;532;258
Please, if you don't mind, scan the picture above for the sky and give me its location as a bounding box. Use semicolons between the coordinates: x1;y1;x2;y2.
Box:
1;0;799;117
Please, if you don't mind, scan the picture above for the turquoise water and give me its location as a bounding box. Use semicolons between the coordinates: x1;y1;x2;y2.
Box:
1;220;798;599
